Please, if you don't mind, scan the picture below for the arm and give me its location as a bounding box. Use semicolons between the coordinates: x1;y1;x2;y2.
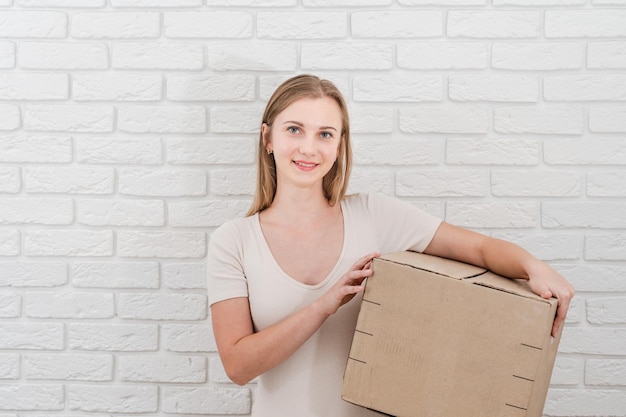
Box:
423;222;575;337
211;252;379;386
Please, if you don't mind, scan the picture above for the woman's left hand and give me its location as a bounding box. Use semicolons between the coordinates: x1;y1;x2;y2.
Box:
526;261;575;338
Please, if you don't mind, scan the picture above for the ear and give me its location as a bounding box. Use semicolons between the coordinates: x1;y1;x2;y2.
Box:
262;123;272;153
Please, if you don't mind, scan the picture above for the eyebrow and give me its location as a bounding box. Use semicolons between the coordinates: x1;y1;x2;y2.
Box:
282;120;338;132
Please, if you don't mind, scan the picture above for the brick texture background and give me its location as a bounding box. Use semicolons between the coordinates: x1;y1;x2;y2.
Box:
1;0;626;415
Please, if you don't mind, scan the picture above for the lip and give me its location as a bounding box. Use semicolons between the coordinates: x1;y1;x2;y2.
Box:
293;160;318;171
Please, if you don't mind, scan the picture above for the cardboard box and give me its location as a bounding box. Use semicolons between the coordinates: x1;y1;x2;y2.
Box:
343;251;561;417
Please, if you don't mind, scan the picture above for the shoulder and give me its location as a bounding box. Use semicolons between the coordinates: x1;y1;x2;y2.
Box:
209;215;257;251
343;192;404;211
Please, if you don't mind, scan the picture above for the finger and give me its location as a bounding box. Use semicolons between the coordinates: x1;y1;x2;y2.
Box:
551;293;572;337
353;252;380;270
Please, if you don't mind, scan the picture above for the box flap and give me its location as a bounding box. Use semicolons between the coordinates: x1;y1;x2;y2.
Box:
381;251;486;280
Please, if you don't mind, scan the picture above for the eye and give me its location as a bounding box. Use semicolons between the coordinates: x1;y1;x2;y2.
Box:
320;131;333;139
287;126;300;134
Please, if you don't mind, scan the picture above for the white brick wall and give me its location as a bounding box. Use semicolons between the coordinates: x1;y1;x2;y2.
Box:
0;2;624;416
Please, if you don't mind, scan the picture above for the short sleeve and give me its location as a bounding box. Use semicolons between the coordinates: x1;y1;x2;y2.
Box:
365;193;442;255
207;221;249;307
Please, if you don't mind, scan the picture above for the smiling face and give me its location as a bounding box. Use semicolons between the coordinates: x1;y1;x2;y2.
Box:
263;96;343;193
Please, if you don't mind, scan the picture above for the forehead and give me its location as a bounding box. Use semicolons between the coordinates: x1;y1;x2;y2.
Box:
275;96;343;127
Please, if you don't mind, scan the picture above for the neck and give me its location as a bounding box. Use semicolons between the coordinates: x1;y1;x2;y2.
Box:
264;185;338;225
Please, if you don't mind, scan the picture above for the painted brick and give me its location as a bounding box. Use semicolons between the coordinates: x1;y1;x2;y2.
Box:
163;263;206;289
76;137;162;165
208;42;296;71
210;168;255;196
111;0;202;6
0;168;19;193
113;42;203;70
72;12;160;38
167;74;255;101
24;105;114;132
0;385;63;410
446;137;539;165
77;199;164;227
73;74;162;101
449;74;538;102
118;293;207;320
0;230;19;256
400;0;484;3
587;297;626;324
349;106;394;133
588;41;626;69
588;170;626;196
551;358;582;386
400;106;489;133
448;11;540;38
0;105;20;130
494;106;583;134
397;42;488;69
209;357;231;383
165;11;252;38
119;168;206;197
304;0;388;4
352;11;442;38
494;0;583;3
24;353;113;381
586;359;626;385
20;42;108;69
0;353;19;379
397;170;485;197
589;106;626;132
0;42;15;68
169;200;250;228
554;264;626;292
163;387;251;415
0;198;73;225
544;138;626;165
258;12;345;39
545;75;626;101
73;262;159;289
585;233;626;261
209;105;263;133
560;328;626;355
0;262;67;287
0;135;72;163
352;138;440;165
0;293;20;318
18;0;105;6
162;324;217;353
546;388;626;417
118;106;206;133
69;323;158;351
68;385;158;413
0;12;66;38
259;74;349;101
25;292;114;319
544;202;626;229
492;170;581;197
25;167;114;194
25;230;113;257
166;138;255;165
492;42;583;70
446;202;536;228
546;10;626;37
0;73;68;100
491;232;582;261
117;231;206;258
302;43;392;70
118;355;206;382
353;75;442;102
0;323;63;350
347;169;394;195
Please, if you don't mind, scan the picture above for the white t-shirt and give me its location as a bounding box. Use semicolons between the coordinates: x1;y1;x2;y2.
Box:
207;193;442;417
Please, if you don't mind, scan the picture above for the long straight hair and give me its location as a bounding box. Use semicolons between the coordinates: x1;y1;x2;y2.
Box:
246;74;352;217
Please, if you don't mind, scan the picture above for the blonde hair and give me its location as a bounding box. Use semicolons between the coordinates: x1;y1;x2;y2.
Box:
246;74;352;216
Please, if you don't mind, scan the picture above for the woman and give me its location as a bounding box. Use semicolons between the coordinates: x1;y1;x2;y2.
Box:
208;74;574;416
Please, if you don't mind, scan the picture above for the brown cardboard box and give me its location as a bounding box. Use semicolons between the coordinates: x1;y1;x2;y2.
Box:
343;251;561;417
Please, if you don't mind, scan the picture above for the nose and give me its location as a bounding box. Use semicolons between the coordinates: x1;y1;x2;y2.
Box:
298;134;316;156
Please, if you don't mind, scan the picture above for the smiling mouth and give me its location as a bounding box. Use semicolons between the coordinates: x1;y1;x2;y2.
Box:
293;160;318;170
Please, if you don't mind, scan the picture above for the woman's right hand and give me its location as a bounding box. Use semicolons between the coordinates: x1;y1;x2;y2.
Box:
314;252;380;317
